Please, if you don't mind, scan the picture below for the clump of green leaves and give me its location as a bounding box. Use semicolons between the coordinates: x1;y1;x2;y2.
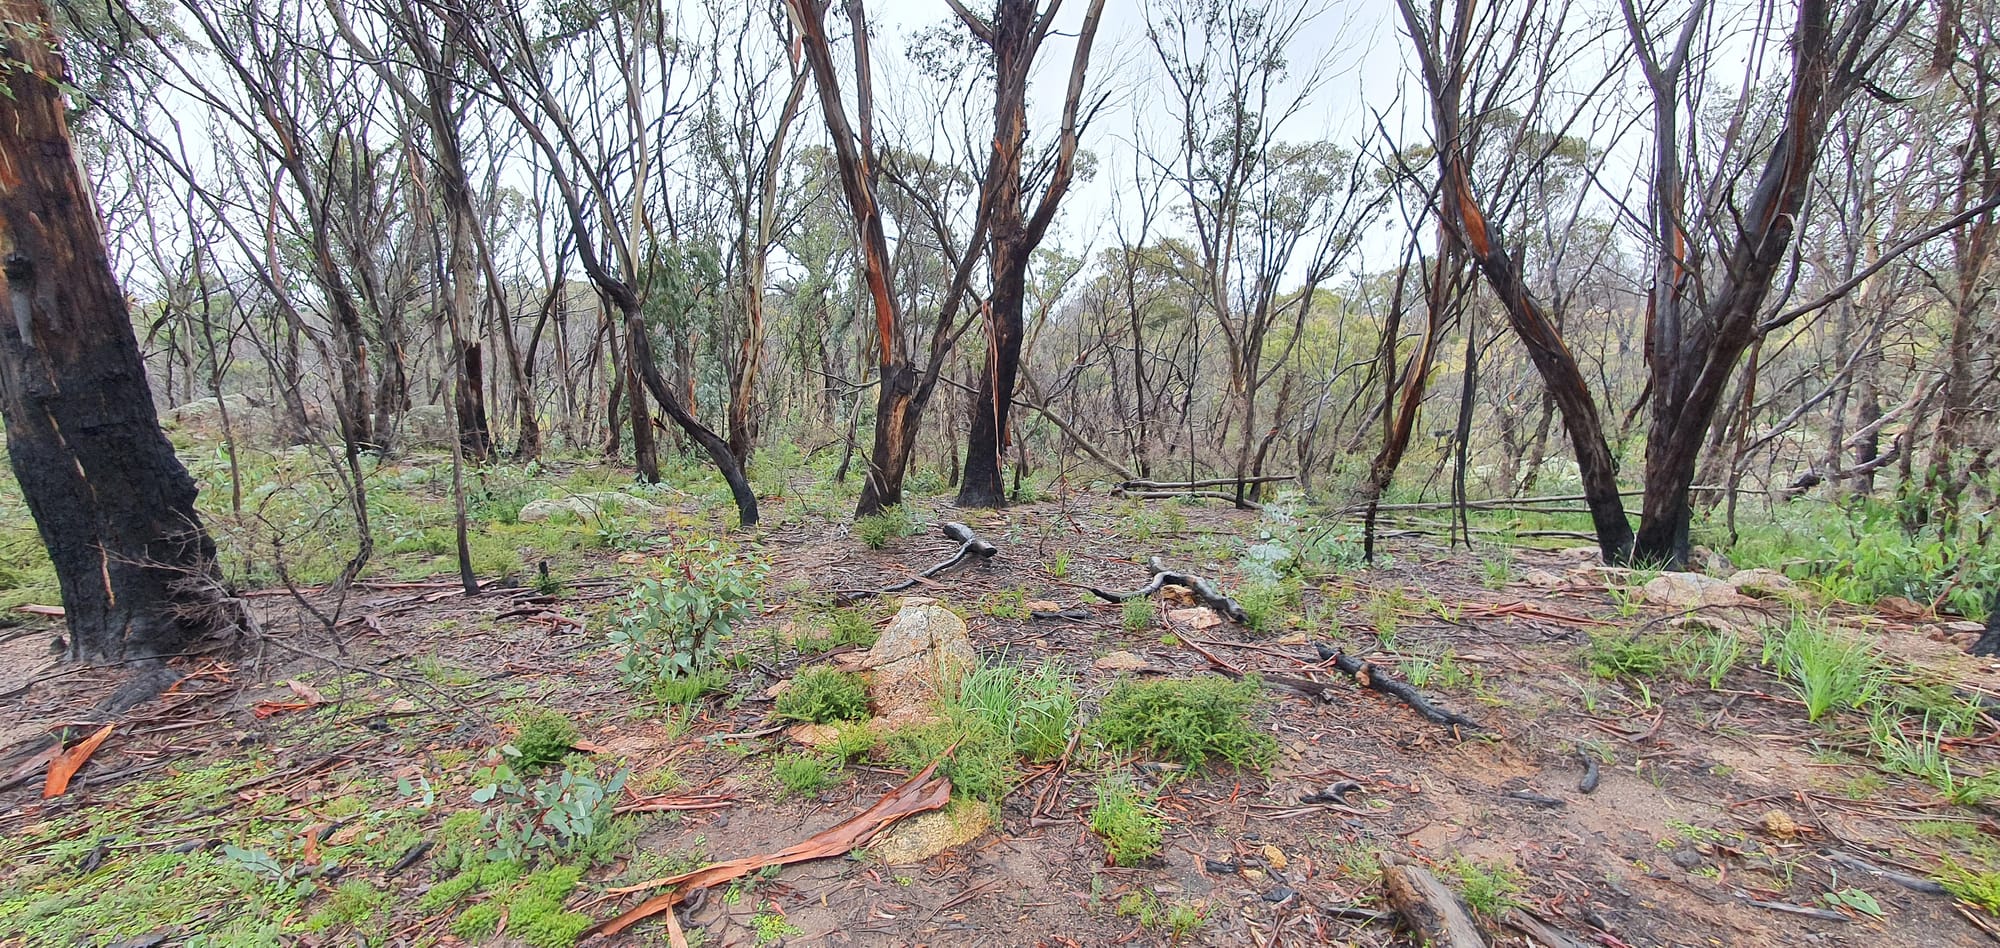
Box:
1670;625;1746;689
1938;856;2000;915
1586;632;1670;679
1763;616;1882;722
471;761;629;862
956;661;1078;762
511;711;580;771
1121;597;1156;631
1442;855;1523;915
775;667;870;724
1090;778;1164;866
653;668;730;706
611;542;769;686
1237;579;1299;633
854;506;916;549
1093;675;1275;770
882;712;1016;802
772;752;840;797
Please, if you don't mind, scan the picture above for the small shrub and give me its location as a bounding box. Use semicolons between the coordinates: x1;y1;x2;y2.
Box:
471;762;628;862
772;753;839;797
610;542;769;686
1365;587;1406;646
511;711;580;771
1938;856;2000;915
1237;579;1298;633
854;507;915;549
796;608;878;653
1478;548;1513;590
1090;778;1164;866
882;712;1015;802
1670;626;1746;689
774;667;870;724
1093;675;1276;769
1122;597;1156;631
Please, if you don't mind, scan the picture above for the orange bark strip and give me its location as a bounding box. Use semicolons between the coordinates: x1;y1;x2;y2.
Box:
42;723;114;798
588;764;951;937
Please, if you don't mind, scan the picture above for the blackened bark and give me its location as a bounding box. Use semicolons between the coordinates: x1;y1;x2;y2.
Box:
0;1;233;661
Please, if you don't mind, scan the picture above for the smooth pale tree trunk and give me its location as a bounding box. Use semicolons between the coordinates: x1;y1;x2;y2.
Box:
0;0;234;660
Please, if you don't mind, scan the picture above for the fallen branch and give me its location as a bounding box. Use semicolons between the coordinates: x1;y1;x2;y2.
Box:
1502;908;1591;948
1314;643;1482;734
1381;854;1488;948
1112;474;1296;488
1823;849;1947;895
837;523;997;603
1088;557;1249;624
585;764;951;938
1111;489;1262;509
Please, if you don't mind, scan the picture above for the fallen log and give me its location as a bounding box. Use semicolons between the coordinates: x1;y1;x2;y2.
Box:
1381;854;1488;948
1112;478;1296;492
1111;489;1262;509
838;522;997;603
1314;643;1482;734
1087;556;1249;624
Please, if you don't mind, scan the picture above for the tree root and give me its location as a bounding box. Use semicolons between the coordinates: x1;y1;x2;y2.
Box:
1087;556;1249;624
1313;642;1482;735
837;522;997;603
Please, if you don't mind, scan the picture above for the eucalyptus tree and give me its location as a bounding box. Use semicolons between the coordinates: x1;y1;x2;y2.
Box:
784;0;991;516
1140;0;1383;507
449;0;759;525
946;0;1109;509
0;0;236;661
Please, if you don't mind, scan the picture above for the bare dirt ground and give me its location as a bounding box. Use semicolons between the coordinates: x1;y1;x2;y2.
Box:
2;483;1998;947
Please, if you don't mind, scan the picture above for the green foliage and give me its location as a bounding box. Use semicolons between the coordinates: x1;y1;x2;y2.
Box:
511;711;580;771
610;542;769;686
1400;650;1472;691
1669;626;1746;689
1441;855;1523;915
1089;778;1164;866
1763;616;1882;722
1092;675;1276;770
1365;587;1406;647
1241;501;1365;581
1938;855;2000;915
753;904;806;944
1585;632;1669;679
653;668;730;706
795;608;878;653
854;506;916;548
1478;547;1514;590
981;587;1029;619
1724;501;1996;620
956;661;1079;762
471;761;629;862
772;752;840;797
1121;597;1156;631
882;711;1016;802
1237;578;1299;633
775;667;870;724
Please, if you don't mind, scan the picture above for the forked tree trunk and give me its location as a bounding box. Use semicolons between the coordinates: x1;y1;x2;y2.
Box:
955;0;1105;509
0;0;234;660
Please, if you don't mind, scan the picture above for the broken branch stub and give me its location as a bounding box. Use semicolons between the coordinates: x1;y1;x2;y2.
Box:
1381;854;1489;948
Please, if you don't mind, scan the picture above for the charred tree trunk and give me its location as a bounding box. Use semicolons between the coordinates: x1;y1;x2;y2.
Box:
0;2;234;660
955;0;1105;508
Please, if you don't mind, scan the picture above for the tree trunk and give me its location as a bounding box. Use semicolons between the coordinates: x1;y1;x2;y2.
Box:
623;308;759;526
960;265;1025;508
0;0;233;661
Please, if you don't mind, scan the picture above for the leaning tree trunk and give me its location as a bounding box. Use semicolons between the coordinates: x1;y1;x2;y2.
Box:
0;1;234;661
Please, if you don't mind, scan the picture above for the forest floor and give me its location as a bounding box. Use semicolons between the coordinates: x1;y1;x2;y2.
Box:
0;453;1998;947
